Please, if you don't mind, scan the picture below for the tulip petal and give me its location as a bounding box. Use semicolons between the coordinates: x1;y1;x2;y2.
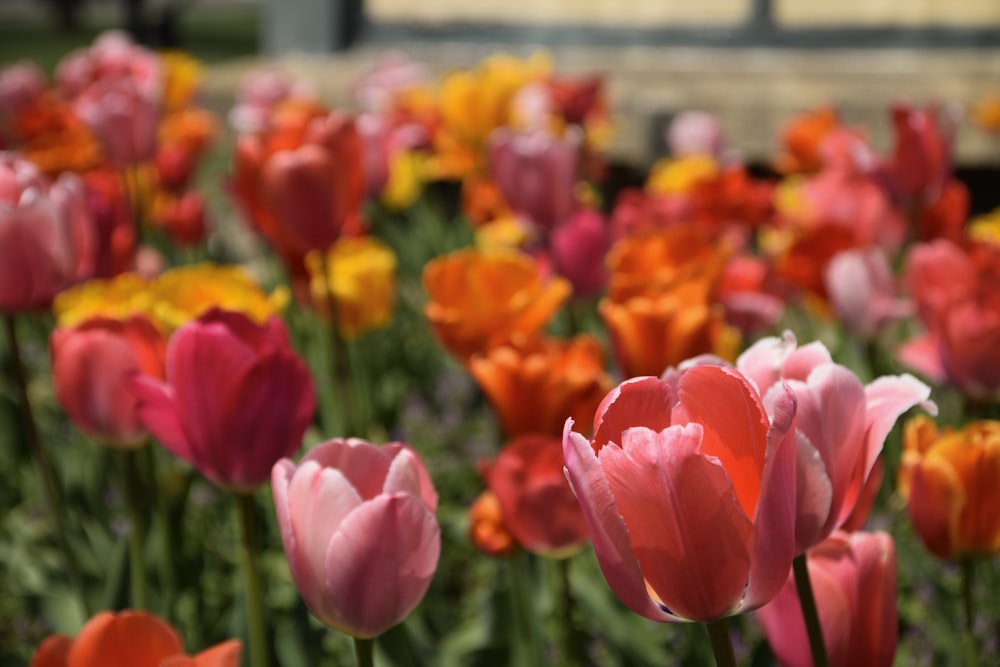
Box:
192;640;242;667
863;374;936;477
129;375;192;461
562;419;675;622
303;439;394;501
794;432;834;553
847;532;897;667
323;494;440;638
30;635;72;667
66;611;183;667
592;376;674;453
601;423;754;621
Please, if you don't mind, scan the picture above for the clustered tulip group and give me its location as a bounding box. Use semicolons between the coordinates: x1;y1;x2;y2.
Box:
3;32;1000;667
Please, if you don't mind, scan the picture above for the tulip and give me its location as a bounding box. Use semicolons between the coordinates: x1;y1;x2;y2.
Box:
550;209;609;298
482;434;589;557
423;248;570;362
152;190;207;246
0;153;95;312
736;332;935;552
31;610;241;667
823;246;911;339
489;127;580;233
468;335;611;439
74;76;160;168
774;106;840;174
0;61;47;119
353;51;430;114
562;366;798;623
666;110;726;158
468;490;519;557
51;315;165;447
890;101;957;204
129;309;315;492
757;531;897;667
899;416;1000;560
272;438;440;639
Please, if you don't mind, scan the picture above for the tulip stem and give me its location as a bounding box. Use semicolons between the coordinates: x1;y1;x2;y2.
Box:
557;557;586;666
508;554;544;667
705;619;737;667
4;315;90;616
122;449;148;611
236;492;269;667
320;253;356;438
353;637;375;667
961;557;976;635
792;553;830;667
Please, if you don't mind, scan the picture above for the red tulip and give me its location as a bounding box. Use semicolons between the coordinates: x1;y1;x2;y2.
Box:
890;101;956;204
757;531;897;667
0;153;95;312
51;315;165;447
129;309;315;492
272;439;440;638
563;366;798;622
482;435;589;557
550;209;609;298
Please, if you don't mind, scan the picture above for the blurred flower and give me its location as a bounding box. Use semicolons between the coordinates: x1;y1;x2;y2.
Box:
757;531;897;667
55;31;161;101
824;246;911;339
973;92;1000;133
305;235;397;339
228;68;315;134
549;208;609;298
468;335;612;439
129;309;315;492
666;110;726;158
160;51;202;112
899;415;1000;559
736;332;935;552
489;126;580;233
468;490;518;557
563;367;798;622
156;108;218;192
0;61;47;119
51;315;165;448
151;190;207;246
717;254;784;336
423;248;571;361
774;105;840;174
272;438;440;638
10;92;103;175
481;434;589;557
54;272;153;326
646;154;719;196
353;52;431;114
0;153;94;313
30;609;240;667
81;168;134;278
889;101;957;205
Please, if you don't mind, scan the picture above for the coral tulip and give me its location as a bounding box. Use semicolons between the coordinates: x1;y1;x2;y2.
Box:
30;610;240;667
0;153;94;312
51;315;165;447
423;248;570;361
757;531;897;667
272;438;440;639
563;366;799;622
736;332;934;552
899;416;1000;559
482;434;589;557
129;309;315;492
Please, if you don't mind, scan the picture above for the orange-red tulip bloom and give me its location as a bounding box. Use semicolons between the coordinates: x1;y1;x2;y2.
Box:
563;366;798;622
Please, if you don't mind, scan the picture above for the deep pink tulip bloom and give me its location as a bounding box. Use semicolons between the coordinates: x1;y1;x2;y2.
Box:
824;246;911;339
736;332;935;552
56;30;161;101
0;61;47;118
550;208;609;298
51;315;165;448
272;439;440;639
489;127;580;233
0;153;94;312
563;366;799;622
890;101;956;204
74;76;160;167
757;530;897;667
130;309;315;493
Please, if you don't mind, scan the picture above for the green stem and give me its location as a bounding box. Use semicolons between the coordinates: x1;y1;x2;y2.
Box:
148;447;179;620
792;553;830;667
962;558;976;635
557;557;585;666
5;315;90;615
320;253;355;438
508;554;544;667
122;449;148;610
705;618;737;667
236;492;269;667
353;636;375;667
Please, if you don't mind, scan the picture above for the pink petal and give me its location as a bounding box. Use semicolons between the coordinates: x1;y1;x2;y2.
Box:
794;433;834;553
303;439;394;501
860;373;935;487
592;376;674;450
129;375;191;461
897;336;946;383
322;494;440;638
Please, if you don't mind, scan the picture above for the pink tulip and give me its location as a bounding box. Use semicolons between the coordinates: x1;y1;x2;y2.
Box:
489;127;580;233
74;76;160;167
757;530;897;667
550;209;609;298
0;61;47;118
563;366;799;622
666;110;727;158
0;153;95;312
736;332;935;552
272;438;440;638
228;69;315;134
352;52;430;114
56;31;161;101
824;246;911;339
129;309;315;492
51;315;165;448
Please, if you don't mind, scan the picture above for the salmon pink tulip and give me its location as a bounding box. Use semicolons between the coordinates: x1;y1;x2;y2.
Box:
272;438;440;639
757;531;897;667
129;309;315;492
736;332;935;552
51;315;165;447
30;610;241;667
563;366;799;622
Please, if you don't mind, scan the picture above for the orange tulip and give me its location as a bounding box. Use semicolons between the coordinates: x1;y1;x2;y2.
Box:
774;105;840;174
899;415;1000;559
468;490;519;558
423;248;570;361
30;610;240;667
468;334;612;439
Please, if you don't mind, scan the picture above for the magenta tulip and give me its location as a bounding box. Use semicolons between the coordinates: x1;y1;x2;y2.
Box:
736;332;935;552
757;530;897;667
563;365;798;622
129;309;315;492
272;439;440;638
550;208;609;298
